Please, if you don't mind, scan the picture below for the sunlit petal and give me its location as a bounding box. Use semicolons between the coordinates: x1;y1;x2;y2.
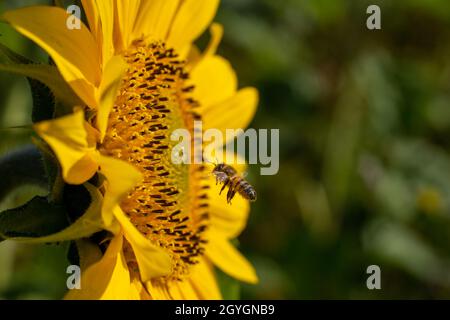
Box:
114;207;172;281
3;6;100;107
34;110;98;185
206;233;258;284
134;0;180;41
167;0;219;51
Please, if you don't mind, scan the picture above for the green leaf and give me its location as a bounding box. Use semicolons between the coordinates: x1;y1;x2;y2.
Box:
0;43;82;120
67;241;80;266
29;78;55;123
0;63;81;114
0;183;105;243
0;196;69;239
0;43;30;64
0;145;48;203
0;43;55;121
32;137;65;203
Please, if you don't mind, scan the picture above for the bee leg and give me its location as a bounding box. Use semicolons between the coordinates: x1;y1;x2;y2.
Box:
219;179;229;195
227;184;236;204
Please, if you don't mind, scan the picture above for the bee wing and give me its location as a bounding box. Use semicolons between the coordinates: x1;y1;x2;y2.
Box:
214;172;229;183
241;171;249;178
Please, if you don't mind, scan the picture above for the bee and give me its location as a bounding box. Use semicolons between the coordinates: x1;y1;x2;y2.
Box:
212;163;257;204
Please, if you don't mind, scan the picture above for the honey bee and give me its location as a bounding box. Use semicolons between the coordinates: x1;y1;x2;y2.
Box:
212;163;257;204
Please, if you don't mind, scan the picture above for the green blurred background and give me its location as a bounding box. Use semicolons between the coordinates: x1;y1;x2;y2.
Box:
1;0;450;299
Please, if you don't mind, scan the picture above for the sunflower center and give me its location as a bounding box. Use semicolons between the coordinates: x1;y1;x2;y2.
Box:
99;41;210;281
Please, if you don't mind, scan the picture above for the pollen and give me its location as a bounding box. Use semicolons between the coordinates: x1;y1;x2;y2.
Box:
99;41;209;281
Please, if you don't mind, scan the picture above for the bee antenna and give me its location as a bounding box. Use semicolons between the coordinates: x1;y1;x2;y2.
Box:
203;157;220;166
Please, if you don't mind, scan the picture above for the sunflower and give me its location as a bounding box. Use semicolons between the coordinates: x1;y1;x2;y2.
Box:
2;0;258;299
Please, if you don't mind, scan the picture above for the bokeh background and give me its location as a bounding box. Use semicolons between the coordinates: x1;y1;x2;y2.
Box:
1;0;450;299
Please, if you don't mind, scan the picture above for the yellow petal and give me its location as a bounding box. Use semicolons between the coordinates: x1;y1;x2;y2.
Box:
66;153;99;184
206;234;258;284
186;45;202;67
3;6;100;107
200;88;259;145
114;207;172;282
65;233;140;300
204;23;224;57
189;258;222;299
115;0;141;48
208;177;250;239
134;0;180;41
189;55;237;109
185;28;221;68
81;0;100;36
84;121;101;147
146;280;171;300
95;0;115;65
97;155;142;227
12;183;105;243
167;280;198;300
80;0;103;68
34;110;98;185
96;55;128;141
167;0;219;51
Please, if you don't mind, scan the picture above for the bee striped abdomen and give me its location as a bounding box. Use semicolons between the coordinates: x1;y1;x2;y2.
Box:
235;176;257;202
212;163;257;204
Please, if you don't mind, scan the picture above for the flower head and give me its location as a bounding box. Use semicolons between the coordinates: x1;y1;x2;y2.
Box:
3;0;258;299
